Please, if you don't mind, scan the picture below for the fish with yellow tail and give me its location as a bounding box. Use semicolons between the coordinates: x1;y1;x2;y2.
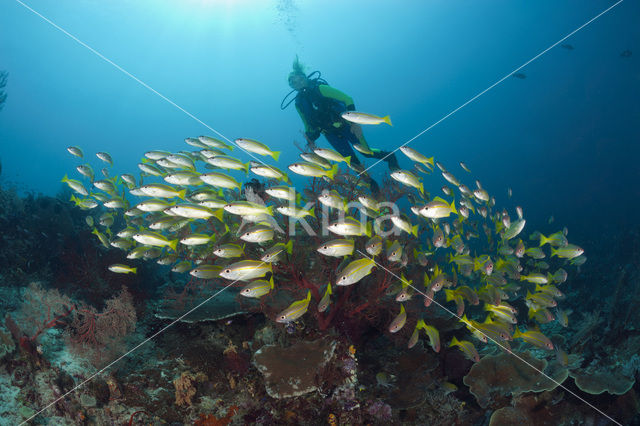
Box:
314;148;352;167
276;290;311;323
551;244;584;260
390;170;424;195
132;231;178;251
235;138;281;160
67;146;84;158
419;196;457;219
108;264;137;274
288;162;339;179
416;319;441;352
336;258;376;286
219;260;272;281
240;276;275;298
317;283;332;313
61;174;88;196
341;111;392;126
513;326;554;350
317;239;355;258
260;241;293;263
538;231;569;247
449;336;480;362
399;146;434;167
388;304;407;333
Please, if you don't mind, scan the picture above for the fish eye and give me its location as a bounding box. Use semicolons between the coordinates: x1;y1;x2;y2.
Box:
225;269;231;273
340;276;346;281
322;246;328;250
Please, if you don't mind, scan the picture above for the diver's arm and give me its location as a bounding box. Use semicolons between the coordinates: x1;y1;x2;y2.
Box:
318;85;355;111
295;103;320;142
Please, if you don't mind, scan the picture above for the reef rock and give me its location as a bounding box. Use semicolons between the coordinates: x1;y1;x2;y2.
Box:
463;351;568;409
253;338;337;398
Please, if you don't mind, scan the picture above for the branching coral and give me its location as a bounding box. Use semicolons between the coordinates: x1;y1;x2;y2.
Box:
173;371;207;407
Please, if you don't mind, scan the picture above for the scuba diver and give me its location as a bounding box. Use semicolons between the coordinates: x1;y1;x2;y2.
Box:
282;57;399;194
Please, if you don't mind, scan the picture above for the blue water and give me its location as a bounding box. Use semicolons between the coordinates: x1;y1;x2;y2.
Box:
2;2;640;423
1;0;638;250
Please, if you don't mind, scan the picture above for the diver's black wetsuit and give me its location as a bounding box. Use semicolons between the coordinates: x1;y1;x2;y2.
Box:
294;83;399;174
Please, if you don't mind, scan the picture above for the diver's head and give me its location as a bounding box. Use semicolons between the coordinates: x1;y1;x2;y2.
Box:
288;72;309;91
288;55;309;91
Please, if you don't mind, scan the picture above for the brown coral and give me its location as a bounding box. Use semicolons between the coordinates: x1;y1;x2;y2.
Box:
463;351;568;409
253;338;337;398
173;371;207;407
569;368;634;395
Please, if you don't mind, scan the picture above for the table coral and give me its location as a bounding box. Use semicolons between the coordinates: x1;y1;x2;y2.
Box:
569;368;634;395
253;338;337;398
463;351;568;409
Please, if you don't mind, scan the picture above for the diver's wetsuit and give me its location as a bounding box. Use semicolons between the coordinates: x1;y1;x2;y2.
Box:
294;83;400;175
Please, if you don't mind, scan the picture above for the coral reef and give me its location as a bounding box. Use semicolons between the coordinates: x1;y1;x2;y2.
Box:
174;370;208;407
253;337;337;398
569;367;634;395
463;351;568;409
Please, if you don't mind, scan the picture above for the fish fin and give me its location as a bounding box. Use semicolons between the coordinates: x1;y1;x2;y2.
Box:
365;221;372;238
411;224;418;237
449;336;460;347
269;276;274;289
445;289;454;302
213;208;225;222
327;164;338;180
539;233;549;247
272;151;281;161
399;304;405;314
383;115;392;126
295;192;302;206
131;267;138;274
169;239;178;252
61;174;69;183
266;205;274;216
344;156;351;167
550;247;558;257
285;240;293;254
178;189;186;200
327;282;332;295
419;183;424;195
308;206;315;218
306;290;311;302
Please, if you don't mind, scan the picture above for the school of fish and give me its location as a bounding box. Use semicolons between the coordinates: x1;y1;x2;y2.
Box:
63;129;584;362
